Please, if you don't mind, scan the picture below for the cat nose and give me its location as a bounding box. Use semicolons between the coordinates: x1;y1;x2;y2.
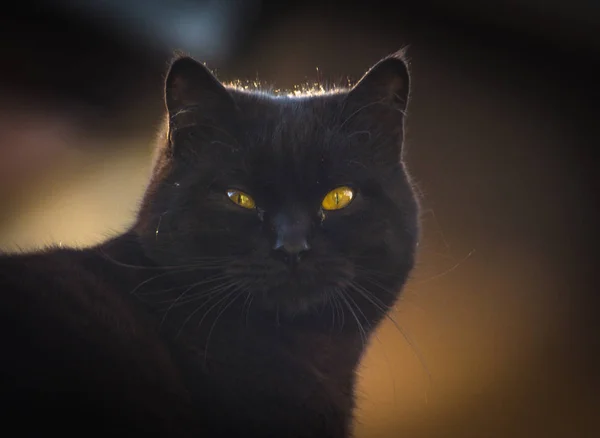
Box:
272;237;311;262
271;211;312;265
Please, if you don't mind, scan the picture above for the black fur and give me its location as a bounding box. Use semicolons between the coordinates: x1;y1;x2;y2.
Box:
0;51;418;437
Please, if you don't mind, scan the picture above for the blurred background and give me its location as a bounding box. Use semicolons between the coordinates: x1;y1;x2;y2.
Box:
0;0;598;436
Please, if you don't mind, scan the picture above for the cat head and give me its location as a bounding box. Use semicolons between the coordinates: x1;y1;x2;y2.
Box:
136;52;419;326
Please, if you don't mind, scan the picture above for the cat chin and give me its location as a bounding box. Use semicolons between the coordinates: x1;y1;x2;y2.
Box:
256;282;348;317
258;298;326;319
257;296;315;317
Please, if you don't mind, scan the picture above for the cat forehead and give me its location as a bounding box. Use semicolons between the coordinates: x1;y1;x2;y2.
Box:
231;91;346;136
171;89;391;187
232;94;357;164
184;90;378;186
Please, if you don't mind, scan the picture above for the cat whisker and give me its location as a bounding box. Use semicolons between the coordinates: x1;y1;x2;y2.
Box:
129;267;205;297
412;249;476;284
247;296;256;327
137;273;230;298
157;283;234;312
334;291;345;332
326;289;344;334
344;285;381;346
333;287;368;348
99;248;233;271
203;285;249;365
157;284;231;312
347;282;431;384
242;290;255;328
353;273;427;318
175;281;243;338
353;270;400;294
326;290;336;333
348;282;389;312
353;262;400;276
160;278;238;328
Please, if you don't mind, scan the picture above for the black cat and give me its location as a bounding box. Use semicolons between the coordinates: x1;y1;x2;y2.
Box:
0;51;419;437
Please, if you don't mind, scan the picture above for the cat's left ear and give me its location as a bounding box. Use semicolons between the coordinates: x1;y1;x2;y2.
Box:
164;55;235;115
164;56;237;152
343;51;410;137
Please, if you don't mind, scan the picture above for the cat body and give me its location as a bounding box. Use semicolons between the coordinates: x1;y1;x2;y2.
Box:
0;52;418;437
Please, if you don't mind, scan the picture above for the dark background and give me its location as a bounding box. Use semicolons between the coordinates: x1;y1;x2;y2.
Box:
0;1;598;436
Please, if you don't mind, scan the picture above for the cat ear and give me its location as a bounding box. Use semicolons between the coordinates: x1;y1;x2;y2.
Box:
164;56;234;115
347;50;410;113
342;51;410;142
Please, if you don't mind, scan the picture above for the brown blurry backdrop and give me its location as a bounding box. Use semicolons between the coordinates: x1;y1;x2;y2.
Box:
0;1;598;436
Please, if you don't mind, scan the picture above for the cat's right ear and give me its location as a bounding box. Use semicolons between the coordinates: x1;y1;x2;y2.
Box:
164;56;234;115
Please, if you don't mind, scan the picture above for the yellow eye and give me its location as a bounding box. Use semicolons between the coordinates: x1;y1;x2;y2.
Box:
321;186;355;211
226;190;256;209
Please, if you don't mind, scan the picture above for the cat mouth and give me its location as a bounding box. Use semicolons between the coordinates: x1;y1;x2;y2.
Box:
233;268;355;315
223;257;355;313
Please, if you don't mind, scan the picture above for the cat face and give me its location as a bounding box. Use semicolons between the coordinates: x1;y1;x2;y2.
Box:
137;54;419;322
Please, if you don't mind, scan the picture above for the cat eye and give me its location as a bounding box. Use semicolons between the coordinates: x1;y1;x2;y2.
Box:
321;186;355;211
226;189;256;209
